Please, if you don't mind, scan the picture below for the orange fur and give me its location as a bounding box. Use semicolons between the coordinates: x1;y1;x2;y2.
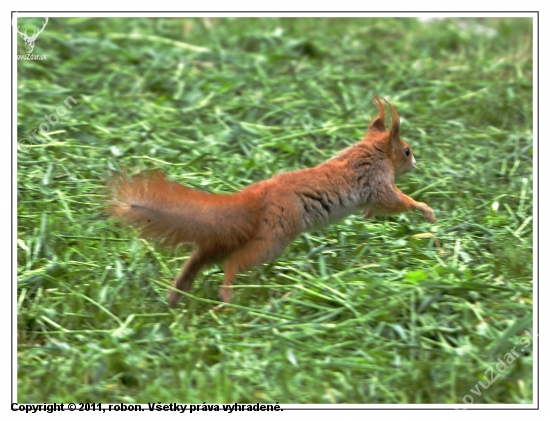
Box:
107;96;436;305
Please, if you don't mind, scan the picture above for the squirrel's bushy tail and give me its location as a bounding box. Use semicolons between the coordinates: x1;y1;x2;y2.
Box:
107;171;261;252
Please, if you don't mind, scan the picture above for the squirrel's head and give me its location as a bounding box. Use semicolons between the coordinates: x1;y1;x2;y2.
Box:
367;95;416;176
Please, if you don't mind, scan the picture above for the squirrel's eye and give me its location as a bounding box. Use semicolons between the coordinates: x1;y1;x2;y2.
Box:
404;148;410;157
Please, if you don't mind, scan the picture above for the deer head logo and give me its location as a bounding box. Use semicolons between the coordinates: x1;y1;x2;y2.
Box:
17;17;49;54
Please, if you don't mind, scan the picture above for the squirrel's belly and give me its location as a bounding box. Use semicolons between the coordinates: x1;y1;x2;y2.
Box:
303;203;362;231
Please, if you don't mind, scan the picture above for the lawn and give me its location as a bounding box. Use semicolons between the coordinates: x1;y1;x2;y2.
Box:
16;16;533;404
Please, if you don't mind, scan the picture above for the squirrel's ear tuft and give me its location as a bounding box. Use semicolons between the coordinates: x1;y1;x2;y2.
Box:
383;98;401;143
369;95;386;132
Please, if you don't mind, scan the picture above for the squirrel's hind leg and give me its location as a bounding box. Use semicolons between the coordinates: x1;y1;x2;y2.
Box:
168;249;217;307
220;235;291;303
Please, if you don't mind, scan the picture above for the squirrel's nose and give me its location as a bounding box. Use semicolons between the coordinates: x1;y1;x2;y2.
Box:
412;157;417;166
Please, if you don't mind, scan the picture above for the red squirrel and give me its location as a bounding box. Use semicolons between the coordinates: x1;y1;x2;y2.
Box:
108;96;436;306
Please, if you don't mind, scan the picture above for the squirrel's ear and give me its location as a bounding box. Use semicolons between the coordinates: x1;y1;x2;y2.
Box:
369;95;386;132
384;98;401;145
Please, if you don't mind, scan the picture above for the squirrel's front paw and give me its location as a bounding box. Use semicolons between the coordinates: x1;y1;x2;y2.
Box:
420;204;436;223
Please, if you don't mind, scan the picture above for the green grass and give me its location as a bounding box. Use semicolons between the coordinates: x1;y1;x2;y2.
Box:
17;17;533;404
